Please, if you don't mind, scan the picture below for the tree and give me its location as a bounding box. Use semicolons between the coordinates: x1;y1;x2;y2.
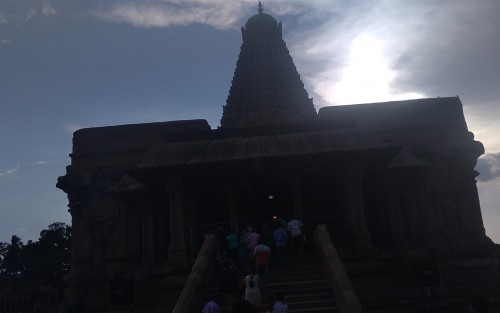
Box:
0;235;25;277
23;222;71;285
0;222;71;288
0;241;7;261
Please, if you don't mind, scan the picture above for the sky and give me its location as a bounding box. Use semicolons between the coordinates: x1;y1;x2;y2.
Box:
1;0;499;244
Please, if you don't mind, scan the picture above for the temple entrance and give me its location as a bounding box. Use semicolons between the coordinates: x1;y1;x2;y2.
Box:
214;159;299;231
245;178;293;226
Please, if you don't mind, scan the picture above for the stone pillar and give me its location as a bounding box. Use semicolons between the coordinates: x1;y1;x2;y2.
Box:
384;173;410;254
141;199;156;267
291;174;303;220
166;175;191;271
343;162;376;255
225;182;240;229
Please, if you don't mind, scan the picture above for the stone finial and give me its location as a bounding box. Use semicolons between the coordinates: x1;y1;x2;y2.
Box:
258;1;263;14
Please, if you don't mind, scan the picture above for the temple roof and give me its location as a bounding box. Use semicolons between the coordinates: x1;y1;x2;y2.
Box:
318;97;469;132
136;97;473;169
137;127;387;168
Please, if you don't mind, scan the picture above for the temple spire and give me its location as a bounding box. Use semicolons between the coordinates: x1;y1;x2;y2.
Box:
220;6;317;128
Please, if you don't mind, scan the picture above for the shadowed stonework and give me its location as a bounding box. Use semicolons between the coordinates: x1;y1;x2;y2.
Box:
57;4;497;313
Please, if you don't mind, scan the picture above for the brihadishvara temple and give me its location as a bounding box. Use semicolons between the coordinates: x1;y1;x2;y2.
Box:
57;3;500;313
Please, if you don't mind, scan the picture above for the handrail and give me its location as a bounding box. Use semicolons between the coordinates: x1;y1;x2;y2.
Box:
314;224;365;313
171;234;218;313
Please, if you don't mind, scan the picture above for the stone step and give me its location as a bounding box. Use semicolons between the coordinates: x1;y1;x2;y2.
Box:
286;306;338;313
281;292;334;302
268;272;326;282
267;278;330;289
268;299;336;311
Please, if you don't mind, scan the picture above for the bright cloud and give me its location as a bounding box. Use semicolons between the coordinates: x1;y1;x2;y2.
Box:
95;0;337;30
42;2;56;16
97;2;246;30
478;177;500;242
310;34;423;105
476;153;500;182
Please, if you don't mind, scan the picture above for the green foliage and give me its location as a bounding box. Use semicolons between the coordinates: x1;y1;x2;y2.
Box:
0;222;71;287
0;235;25;277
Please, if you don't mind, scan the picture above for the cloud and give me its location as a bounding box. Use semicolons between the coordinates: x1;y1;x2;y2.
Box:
0;1;58;25
42;2;56;16
476;153;500;182
0;39;11;44
25;8;37;22
0;166;20;178
388;1;500;105
93;0;500;130
31;160;47;165
96;1;248;30
284;1;430;107
0;160;64;179
95;0;336;30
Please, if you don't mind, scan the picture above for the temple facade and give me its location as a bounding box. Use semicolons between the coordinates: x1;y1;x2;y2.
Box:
57;4;494;312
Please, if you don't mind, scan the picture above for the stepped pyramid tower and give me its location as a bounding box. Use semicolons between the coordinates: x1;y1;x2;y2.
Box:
221;2;317;128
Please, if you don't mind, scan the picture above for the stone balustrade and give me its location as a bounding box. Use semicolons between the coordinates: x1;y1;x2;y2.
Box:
314;224;365;313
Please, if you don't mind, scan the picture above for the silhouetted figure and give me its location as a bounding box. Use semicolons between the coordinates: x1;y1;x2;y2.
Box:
469;295;489;313
244;273;261;312
238;242;252;275
246;227;261;251
202;294;221;313
262;220;274;246
273;224;288;267
272;291;289;313
287;218;304;256
226;228;240;263
254;240;271;290
219;259;240;313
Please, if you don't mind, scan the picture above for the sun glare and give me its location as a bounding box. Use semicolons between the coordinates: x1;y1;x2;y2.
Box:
317;34;422;106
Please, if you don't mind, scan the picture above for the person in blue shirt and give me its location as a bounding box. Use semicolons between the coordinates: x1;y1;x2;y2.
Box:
273;224;288;267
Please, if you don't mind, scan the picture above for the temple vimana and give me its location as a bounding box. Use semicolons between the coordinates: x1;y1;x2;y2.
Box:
57;3;500;313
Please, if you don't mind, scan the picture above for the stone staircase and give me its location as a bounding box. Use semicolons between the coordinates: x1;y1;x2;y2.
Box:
202;233;500;313
266;252;337;313
206;250;338;313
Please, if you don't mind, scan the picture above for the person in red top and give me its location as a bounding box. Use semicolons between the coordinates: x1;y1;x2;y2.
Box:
253;240;271;291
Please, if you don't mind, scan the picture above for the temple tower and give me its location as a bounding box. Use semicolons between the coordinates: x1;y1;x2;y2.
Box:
220;3;317;128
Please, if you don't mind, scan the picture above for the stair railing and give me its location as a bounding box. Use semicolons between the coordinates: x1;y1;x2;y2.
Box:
172;234;218;313
314;224;365;313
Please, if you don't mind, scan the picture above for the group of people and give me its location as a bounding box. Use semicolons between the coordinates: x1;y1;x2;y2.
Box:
201;291;289;313
207;215;304;312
